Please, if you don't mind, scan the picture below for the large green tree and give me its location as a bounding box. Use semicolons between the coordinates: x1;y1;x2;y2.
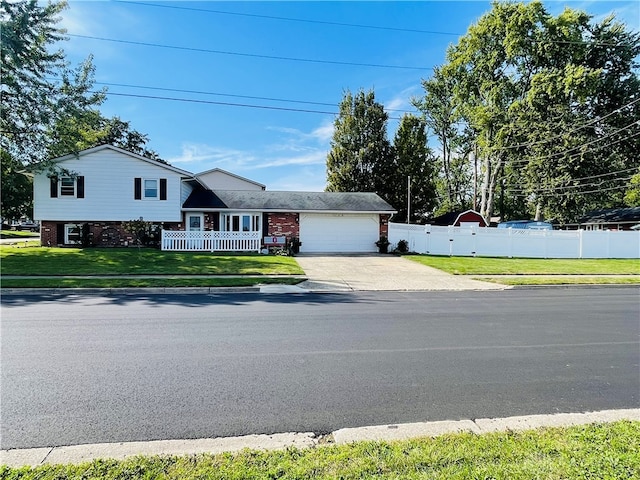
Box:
418;1;640;223
326;89;391;194
388;114;436;222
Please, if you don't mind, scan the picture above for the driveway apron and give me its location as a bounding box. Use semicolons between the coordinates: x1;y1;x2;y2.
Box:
295;254;505;291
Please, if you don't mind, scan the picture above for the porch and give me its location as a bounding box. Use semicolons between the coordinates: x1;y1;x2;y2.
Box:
161;230;262;252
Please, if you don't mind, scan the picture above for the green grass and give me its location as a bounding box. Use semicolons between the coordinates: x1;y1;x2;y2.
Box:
406;255;640;275
2;421;638;479
0;277;304;289
0;230;39;239
0;246;304;276
475;276;640;285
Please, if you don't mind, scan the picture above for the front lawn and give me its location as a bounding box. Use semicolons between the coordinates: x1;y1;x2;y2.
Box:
2;421;638;479
406;255;640;275
0;246;304;276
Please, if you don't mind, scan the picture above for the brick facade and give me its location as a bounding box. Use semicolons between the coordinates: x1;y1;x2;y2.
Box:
40;221;178;247
379;214;390;237
267;213;299;238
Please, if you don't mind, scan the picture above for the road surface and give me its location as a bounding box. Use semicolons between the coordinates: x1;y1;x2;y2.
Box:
1;287;638;449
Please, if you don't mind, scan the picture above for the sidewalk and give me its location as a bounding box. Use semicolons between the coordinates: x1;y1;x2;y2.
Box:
2;408;638;467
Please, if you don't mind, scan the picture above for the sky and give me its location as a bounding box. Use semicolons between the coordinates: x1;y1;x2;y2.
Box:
57;1;640;191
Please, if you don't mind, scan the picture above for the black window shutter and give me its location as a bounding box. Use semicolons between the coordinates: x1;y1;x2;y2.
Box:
160;178;167;200
56;223;65;244
134;177;142;200
50;177;58;197
76;176;85;198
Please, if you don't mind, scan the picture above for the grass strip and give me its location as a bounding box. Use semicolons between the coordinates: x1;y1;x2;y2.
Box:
474;276;640;285
2;421;638;479
406;255;640;275
0;277;304;289
0;231;38;239
0;246;304;276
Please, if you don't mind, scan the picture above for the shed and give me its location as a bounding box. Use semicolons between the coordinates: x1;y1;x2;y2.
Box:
429;210;488;227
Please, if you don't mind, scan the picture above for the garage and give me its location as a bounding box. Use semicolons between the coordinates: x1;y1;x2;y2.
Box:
299;213;380;253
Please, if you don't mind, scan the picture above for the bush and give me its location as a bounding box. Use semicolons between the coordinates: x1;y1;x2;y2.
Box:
396;239;409;253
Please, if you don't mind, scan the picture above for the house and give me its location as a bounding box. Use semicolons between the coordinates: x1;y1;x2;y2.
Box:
571;207;640;231
30;145;395;253
428;209;488;227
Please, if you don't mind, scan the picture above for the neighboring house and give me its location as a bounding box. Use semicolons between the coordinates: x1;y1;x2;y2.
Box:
30;145;395;253
429;210;488;227
569;207;640;231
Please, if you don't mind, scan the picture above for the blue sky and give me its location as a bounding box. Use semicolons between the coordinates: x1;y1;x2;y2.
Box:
58;1;639;191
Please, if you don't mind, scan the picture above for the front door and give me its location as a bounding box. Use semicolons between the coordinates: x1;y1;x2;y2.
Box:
188;214;203;231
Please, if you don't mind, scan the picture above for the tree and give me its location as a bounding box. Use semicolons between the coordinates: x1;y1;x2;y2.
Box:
0;149;32;220
388;114;436;222
414;68;474;215
0;0;105;166
326;89;391;194
624;171;640;207
417;0;640;223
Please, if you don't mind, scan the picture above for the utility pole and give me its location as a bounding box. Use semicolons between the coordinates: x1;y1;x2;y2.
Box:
407;175;411;224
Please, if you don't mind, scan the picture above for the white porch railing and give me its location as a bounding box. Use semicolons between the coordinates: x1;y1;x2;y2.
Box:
161;230;261;252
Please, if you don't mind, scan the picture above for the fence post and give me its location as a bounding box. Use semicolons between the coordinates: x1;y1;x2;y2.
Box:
578;230;583;259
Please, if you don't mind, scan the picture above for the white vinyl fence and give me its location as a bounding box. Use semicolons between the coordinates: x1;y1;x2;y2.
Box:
388;223;640;258
161;230;261;252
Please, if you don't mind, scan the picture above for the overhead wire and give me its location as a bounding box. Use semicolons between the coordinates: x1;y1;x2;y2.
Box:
67;33;432;71
115;0;636;48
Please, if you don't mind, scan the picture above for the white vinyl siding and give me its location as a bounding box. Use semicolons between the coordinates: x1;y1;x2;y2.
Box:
34;149;183;222
299;213;379;253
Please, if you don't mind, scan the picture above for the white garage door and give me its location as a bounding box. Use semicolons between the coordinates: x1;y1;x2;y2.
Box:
299;213;379;253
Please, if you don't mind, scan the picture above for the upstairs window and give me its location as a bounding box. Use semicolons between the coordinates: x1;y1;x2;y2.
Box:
50;176;84;198
144;179;158;198
135;178;167;200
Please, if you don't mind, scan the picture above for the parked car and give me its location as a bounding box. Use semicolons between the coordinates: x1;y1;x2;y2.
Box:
17;221;40;232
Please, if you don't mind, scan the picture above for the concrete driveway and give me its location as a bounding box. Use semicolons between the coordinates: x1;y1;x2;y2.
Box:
295;254;506;292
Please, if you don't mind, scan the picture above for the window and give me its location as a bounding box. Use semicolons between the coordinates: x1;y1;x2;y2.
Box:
51;176;84;198
64;224;81;244
223;214;260;232
134;178;167;200
144;179;158;198
60;177;75;196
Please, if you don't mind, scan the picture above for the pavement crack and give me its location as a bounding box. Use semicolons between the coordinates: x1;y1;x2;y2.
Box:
40;447;54;465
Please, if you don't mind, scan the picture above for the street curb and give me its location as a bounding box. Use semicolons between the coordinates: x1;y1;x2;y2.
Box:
2;408;638;467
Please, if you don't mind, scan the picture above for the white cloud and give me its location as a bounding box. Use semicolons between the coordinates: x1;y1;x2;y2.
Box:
168;143;256;169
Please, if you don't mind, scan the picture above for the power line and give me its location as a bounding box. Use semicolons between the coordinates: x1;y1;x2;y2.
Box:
115;0;635;47
67;33;432;71
99;91;340;115
114;0;461;37
507;122;640;165
496;97;640;151
75;79;420;115
95;90;410;120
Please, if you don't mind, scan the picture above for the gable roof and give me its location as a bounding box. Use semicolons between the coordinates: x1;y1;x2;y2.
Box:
46;144;196;177
430;209;487;226
195;168;266;189
183;189;396;213
578;207;640;224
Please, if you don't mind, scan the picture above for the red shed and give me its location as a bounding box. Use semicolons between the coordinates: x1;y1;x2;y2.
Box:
429;209;488;227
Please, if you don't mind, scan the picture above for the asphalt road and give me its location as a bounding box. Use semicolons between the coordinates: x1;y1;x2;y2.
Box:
1;287;638;450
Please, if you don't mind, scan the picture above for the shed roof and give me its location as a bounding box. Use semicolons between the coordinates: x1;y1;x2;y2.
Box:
183;189;395;213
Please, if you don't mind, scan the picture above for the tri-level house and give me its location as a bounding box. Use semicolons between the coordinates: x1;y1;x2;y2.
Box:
30;145;396;253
